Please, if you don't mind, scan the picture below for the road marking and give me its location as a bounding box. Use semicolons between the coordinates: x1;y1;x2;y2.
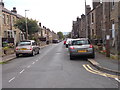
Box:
115;78;120;83
9;77;15;82
83;64;119;79
36;60;38;62
27;65;31;68
20;69;25;74
32;62;35;64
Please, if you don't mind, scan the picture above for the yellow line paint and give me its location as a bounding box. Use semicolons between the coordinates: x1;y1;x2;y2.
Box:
83;64;119;79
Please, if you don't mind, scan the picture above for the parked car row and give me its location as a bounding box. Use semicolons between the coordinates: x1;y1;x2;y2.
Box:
64;38;95;60
15;39;62;57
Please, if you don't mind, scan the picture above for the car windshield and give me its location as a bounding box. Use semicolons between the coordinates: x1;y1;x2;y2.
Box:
18;41;31;46
72;40;90;45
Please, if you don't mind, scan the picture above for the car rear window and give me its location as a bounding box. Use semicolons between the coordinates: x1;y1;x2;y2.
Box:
18;41;31;46
72;40;90;45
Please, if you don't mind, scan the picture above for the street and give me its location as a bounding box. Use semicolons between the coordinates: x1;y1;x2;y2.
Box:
2;42;119;88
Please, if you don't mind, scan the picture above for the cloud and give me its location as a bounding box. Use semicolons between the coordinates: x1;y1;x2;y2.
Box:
4;0;92;32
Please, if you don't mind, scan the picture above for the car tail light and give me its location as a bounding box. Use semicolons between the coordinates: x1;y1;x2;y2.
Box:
29;46;33;50
64;41;66;44
16;48;19;50
89;45;93;48
70;46;75;49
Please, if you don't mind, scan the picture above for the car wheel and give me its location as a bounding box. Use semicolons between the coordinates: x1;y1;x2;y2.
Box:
90;53;95;59
70;55;74;60
32;50;35;56
16;54;19;57
37;49;40;54
66;45;68;48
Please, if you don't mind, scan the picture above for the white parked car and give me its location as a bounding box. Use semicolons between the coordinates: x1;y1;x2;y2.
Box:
16;40;40;57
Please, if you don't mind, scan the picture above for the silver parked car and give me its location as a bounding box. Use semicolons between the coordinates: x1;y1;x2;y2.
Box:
68;38;95;60
16;40;40;57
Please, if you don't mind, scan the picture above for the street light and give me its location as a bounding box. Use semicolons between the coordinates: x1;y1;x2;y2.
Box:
85;0;88;38
25;10;29;40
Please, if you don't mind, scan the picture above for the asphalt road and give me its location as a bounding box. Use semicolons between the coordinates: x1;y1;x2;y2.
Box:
2;42;119;88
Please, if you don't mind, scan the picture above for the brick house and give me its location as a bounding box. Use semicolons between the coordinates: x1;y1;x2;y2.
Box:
80;14;86;38
1;2;25;45
109;1;120;56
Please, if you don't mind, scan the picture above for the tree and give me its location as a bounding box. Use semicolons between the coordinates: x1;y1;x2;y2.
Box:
57;32;64;40
14;18;39;39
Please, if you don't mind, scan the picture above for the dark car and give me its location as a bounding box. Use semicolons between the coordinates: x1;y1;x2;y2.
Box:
52;39;59;43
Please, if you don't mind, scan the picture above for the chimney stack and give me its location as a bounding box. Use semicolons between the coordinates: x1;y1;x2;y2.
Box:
86;5;91;14
11;7;17;13
0;1;4;7
81;14;85;19
39;23;41;27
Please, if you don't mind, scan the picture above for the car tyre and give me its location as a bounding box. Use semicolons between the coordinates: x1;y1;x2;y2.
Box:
32;50;35;56
16;54;19;57
37;49;40;54
90;53;95;59
66;45;68;48
70;55;74;60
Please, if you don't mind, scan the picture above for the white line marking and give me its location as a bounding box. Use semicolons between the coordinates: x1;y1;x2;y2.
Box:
27;65;31;68
20;69;25;74
116;84;118;87
9;77;15;82
32;62;35;64
115;78;120;83
36;60;38;62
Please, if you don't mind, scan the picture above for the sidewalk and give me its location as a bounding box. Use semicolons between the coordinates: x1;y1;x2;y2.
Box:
88;52;120;75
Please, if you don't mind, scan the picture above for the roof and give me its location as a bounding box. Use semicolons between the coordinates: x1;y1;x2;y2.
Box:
2;7;23;18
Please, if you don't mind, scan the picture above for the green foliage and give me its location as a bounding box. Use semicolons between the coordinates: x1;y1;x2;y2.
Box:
14;18;39;35
66;32;71;38
57;32;64;40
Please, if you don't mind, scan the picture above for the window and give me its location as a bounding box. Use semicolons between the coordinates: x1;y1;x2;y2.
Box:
32;42;37;46
3;14;6;24
6;15;10;25
72;40;90;45
12;17;15;26
112;21;115;38
4;31;7;38
18;41;31;46
7;31;13;38
111;0;115;10
92;13;94;23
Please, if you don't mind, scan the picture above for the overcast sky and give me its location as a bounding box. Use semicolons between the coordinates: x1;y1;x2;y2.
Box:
3;0;92;33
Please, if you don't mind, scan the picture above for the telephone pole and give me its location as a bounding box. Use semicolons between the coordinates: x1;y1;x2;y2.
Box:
25;10;29;40
85;0;88;38
105;2;110;57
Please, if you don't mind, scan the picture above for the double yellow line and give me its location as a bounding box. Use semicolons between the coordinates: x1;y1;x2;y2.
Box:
83;64;120;79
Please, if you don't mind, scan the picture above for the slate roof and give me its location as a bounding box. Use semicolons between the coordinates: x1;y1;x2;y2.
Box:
2;7;23;18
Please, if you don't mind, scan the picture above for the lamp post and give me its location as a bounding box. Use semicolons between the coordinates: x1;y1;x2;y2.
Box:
25;10;29;40
85;0;88;39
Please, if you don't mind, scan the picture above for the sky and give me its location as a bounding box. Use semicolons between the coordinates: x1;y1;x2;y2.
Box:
3;0;92;33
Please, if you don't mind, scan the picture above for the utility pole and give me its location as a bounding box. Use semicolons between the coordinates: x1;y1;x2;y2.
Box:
25;10;29;40
85;0;88;38
105;1;110;57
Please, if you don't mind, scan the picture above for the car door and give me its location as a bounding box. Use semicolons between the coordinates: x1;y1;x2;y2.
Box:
32;42;37;54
